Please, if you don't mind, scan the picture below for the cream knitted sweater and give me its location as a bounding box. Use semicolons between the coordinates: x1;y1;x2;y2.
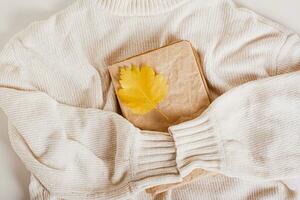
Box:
0;0;300;199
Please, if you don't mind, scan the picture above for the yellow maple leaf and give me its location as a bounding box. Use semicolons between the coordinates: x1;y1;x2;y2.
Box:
116;64;168;115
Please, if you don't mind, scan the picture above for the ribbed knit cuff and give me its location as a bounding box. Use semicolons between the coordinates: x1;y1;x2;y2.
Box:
169;110;221;177
29;175;52;200
130;131;182;190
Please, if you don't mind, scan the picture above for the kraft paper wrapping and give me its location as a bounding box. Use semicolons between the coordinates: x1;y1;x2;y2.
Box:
108;40;214;195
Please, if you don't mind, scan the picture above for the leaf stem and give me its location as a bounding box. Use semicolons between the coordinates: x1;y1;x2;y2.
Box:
154;107;171;122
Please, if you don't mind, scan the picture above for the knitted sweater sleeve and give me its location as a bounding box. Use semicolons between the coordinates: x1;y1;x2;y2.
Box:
169;32;300;181
0;40;182;199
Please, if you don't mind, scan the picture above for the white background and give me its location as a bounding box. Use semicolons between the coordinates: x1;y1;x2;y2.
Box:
0;0;300;199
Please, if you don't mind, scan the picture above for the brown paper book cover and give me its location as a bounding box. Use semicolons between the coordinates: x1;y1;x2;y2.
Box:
108;40;214;194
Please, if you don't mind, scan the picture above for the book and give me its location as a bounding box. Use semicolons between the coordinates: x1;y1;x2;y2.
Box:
108;40;214;195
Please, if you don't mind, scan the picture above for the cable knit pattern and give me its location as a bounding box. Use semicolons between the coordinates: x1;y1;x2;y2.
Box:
0;0;300;199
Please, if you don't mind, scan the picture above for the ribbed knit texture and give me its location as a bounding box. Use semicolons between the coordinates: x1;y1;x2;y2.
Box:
170;110;221;177
29;176;52;200
0;0;300;199
131;132;180;190
97;0;192;16
168;175;296;200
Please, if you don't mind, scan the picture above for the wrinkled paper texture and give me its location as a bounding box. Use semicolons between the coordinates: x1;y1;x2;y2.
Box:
108;40;212;195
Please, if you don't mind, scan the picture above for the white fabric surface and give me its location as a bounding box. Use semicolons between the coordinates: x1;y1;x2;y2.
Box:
0;0;300;199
